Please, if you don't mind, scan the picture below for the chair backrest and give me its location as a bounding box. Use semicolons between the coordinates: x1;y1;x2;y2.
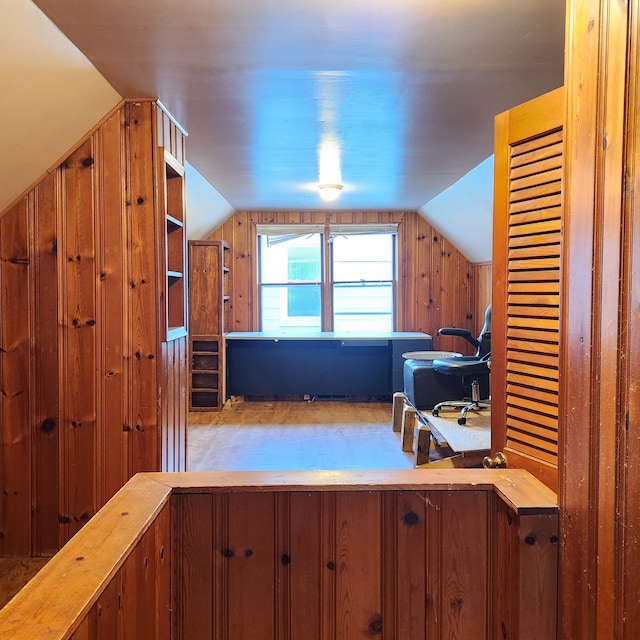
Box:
477;305;491;358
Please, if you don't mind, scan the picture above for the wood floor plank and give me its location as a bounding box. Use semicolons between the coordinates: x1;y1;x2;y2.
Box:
187;400;415;471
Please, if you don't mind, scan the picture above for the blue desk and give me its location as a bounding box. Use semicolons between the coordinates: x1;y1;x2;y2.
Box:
225;331;433;399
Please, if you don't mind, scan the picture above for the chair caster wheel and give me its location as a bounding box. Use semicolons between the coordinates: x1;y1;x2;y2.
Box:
457;417;466;425
432;409;439;416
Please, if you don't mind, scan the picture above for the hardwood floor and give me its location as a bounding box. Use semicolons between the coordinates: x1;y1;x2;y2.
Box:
0;558;49;610
187;398;414;471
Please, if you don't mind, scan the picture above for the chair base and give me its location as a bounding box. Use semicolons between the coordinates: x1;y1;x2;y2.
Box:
432;377;490;425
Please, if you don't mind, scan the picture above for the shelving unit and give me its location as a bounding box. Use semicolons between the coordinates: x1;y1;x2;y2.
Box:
161;150;187;341
188;240;231;410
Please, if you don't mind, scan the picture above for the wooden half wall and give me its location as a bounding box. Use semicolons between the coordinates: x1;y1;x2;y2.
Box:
0;470;558;640
208;211;491;348
0;100;187;557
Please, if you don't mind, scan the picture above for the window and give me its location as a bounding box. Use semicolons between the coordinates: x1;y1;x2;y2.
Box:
258;229;322;331
257;224;397;332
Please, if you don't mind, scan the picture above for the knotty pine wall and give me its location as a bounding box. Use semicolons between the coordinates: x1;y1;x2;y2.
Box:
0;99;187;557
208;211;491;349
172;480;557;640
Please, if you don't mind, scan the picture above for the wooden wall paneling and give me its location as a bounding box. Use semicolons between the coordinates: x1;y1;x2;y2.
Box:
236;212;255;331
472;262;492;333
493;492;519;638
180;338;188;468
173;492;214;640
589;1;627;637
431;231;447;346
159;342;174;471
0;99;187;554
12;474;553;640
125;101;159;474
492;496;558;639
275;493;291;638
384;491;428;639
407;213;428;336
288;492;323;639
156;105;186;167
334;491;382;639
154;502;171;640
226;492;277;639
561;0;630;636
121;514;157;639
32;172;61;556
93;575;119;638
159;342;168;473
60;138;98;541
70;615;92;640
427;491;489;639
160;338;187;470
320;491;337;638
0;200;32;556
174;339;185;470
622;1;640;634
95;110;128;506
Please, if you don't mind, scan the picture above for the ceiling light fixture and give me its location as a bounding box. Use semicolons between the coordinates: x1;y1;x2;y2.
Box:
318;183;343;202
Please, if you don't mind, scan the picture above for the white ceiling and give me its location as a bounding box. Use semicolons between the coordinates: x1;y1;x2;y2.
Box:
3;1;565;262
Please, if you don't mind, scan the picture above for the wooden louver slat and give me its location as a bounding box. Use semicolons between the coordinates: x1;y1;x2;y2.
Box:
504;127;562;470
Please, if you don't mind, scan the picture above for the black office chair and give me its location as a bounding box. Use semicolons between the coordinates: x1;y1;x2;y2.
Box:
431;305;491;425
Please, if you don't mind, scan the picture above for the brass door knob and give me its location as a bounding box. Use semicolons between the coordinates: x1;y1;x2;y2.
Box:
482;452;507;469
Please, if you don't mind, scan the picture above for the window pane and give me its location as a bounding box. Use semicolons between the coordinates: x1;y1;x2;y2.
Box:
261;284;321;332
260;234;321;284
333;283;393;332
332;234;393;282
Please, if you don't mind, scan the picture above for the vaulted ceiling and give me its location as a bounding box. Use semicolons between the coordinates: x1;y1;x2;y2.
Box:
8;1;565;261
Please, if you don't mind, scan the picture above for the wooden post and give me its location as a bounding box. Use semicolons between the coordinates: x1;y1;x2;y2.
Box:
414;424;432;465
401;404;416;452
391;391;404;432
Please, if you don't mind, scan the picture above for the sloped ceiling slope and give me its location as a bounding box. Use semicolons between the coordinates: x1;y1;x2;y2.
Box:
0;0;121;213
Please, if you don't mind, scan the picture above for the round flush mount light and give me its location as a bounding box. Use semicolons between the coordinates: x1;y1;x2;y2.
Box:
318;183;343;202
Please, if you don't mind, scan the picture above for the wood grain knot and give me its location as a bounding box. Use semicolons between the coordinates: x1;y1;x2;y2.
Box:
221;547;235;558
524;535;537;546
326;561;336;571
368;614;383;634
244;549;253;558
40;418;55;433
137;197;145;205
82;157;94;168
550;535;559;544
403;511;419;526
281;553;291;566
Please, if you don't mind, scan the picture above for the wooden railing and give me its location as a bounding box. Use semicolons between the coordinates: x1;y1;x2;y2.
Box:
0;470;558;639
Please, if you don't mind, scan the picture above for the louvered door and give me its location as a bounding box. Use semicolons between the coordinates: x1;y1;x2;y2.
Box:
492;87;564;492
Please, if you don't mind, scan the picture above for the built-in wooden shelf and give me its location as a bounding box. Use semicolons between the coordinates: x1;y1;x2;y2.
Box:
188;240;231;410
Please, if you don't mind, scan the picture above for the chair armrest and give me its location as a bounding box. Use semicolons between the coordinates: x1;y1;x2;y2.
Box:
437;327;480;349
